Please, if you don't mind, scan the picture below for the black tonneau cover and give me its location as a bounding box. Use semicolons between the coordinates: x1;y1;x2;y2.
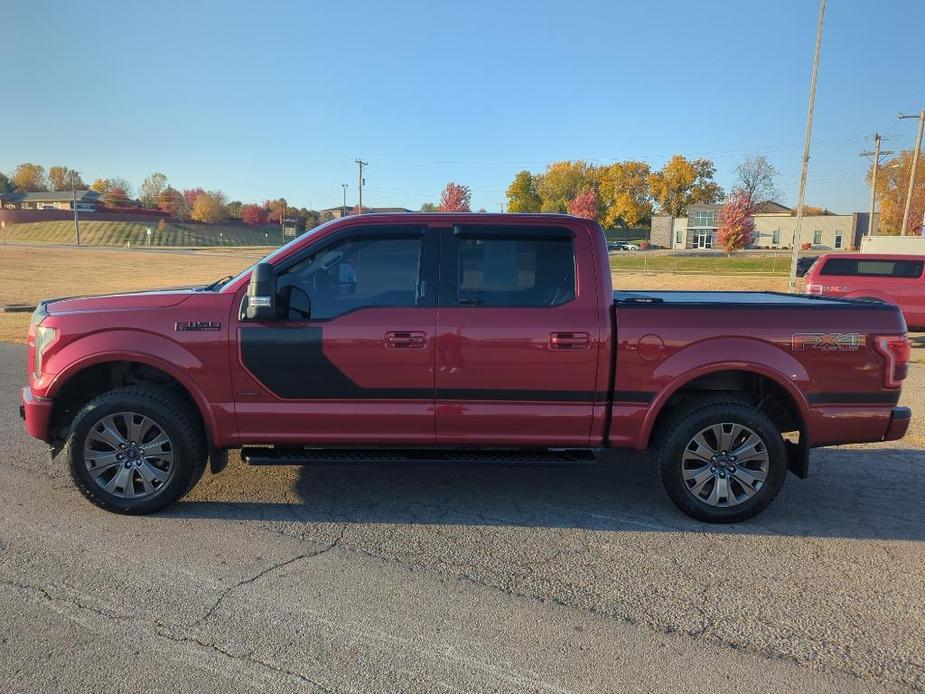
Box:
613;290;896;310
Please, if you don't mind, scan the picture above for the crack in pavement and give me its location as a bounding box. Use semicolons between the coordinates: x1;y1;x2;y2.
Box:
0;577;339;693
191;524;347;629
152;629;338;693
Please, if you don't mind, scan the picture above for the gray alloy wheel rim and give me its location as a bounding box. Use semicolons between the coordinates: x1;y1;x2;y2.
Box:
681;422;770;508
83;411;176;500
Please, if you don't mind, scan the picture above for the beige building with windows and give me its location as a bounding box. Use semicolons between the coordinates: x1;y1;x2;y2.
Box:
650;202;874;251
0;190;101;211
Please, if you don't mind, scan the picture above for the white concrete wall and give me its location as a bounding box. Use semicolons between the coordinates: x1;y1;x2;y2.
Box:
752;214;853;250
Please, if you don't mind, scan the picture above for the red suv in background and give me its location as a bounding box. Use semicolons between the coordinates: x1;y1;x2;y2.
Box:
805;253;925;330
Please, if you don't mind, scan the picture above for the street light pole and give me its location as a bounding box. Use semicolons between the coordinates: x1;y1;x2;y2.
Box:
342;183;349;217
788;0;826;293
898;110;925;235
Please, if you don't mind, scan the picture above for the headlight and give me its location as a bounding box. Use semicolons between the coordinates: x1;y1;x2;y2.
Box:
34;325;57;379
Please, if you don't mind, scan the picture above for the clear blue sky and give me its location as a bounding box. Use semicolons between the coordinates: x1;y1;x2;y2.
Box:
3;0;924;214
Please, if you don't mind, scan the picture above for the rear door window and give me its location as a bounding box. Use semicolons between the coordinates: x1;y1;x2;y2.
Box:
449;228;576;307
820;258;924;278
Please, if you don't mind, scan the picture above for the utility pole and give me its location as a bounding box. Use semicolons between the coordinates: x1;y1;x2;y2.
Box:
70;171;81;246
788;0;826;293
355;159;367;214
898;110;924;235
859;133;893;236
341;183;349;217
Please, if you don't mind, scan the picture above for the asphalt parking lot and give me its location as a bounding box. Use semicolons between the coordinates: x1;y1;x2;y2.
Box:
1;341;923;692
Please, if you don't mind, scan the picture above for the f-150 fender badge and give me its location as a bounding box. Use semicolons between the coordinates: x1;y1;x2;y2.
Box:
791;333;861;352
175;321;221;332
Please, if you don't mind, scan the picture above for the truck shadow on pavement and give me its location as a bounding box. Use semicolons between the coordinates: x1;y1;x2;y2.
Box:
168;446;925;541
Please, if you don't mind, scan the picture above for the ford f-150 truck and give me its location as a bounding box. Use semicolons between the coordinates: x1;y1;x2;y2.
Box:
21;213;912;522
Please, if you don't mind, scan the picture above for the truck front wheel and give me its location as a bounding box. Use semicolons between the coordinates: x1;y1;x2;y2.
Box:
655;401;787;523
67;387;207;514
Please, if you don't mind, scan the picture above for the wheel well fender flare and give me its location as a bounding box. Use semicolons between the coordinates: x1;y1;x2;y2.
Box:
44;329;220;445
638;337;812;448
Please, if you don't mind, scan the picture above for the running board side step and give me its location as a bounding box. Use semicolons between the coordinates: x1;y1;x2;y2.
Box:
240;447;597;467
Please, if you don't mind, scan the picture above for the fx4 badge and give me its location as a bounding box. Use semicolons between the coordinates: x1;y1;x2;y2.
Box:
791;332;861;352
175;321;221;332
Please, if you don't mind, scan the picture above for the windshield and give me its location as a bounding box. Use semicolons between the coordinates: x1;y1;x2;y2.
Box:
220;219;339;291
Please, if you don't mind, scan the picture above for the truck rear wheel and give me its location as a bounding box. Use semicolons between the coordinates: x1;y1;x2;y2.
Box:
655;400;787;523
67;387;207;514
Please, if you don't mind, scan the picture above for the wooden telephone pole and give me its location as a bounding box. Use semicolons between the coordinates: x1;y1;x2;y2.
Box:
898;110;925;235
787;0;826;292
859;134;893;236
355;159;367;214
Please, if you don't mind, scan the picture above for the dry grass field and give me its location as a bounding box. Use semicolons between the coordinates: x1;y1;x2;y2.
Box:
0;245;790;344
0;246;266;343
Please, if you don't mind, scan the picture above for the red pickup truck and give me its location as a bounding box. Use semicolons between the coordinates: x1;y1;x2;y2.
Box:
21;213;912;522
804;253;925;330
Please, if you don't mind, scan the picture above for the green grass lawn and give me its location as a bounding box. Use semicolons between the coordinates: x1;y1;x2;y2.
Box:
611;252;793;275
3;220;286;247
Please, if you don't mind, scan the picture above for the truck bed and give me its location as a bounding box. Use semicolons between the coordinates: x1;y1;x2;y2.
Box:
613;290;898;310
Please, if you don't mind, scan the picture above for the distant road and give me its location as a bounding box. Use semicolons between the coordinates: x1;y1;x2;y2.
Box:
0;241;271;257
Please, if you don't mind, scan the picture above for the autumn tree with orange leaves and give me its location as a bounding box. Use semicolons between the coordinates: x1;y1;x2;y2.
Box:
568;188;600;221
716;191;755;255
438;182;471;212
869;149;925;235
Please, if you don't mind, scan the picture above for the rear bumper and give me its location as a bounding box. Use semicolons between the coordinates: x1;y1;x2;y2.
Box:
20;386;53;442
808;403;911;446
883;406;911;442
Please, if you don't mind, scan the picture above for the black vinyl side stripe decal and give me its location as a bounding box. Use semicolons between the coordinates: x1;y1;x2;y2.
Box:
806;391;901;406
241;328;657;403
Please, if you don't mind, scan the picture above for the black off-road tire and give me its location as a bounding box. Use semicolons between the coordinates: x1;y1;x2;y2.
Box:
655;400;787;523
67;387;207;514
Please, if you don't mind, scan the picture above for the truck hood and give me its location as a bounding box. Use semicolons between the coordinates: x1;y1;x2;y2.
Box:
43;287;201;315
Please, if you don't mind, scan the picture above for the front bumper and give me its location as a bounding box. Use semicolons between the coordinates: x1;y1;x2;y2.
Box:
20;386;53;442
883;406;911;442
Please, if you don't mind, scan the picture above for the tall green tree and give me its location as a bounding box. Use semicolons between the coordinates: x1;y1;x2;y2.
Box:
0;172;13;193
506;170;542;212
11;163;49;192
648;155;723;217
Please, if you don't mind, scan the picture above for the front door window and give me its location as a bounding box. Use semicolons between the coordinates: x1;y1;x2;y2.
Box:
694;232;713;249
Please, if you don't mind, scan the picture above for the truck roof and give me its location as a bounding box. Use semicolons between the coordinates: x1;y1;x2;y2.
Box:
324;212;587;225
